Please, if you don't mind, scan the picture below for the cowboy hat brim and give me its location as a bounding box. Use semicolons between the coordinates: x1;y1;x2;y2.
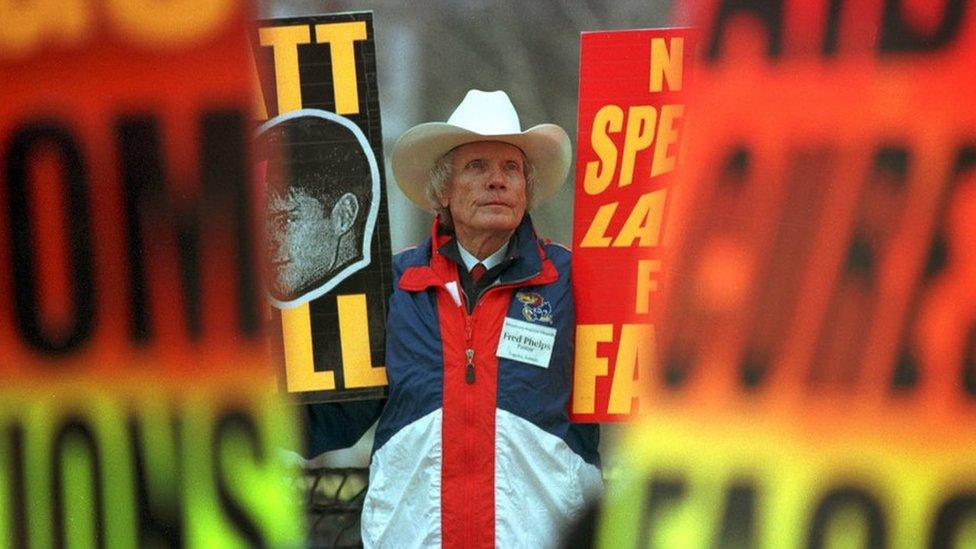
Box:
391;121;572;212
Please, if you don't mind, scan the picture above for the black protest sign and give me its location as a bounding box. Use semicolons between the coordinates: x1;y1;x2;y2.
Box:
254;12;392;403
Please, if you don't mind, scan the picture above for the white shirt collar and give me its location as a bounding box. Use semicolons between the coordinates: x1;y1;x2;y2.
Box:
457;241;509;272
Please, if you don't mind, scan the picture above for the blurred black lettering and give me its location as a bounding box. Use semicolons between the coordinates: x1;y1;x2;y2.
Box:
129;415;182;546
892;145;975;393
880;0;966;54
117;116;161;345
213;409;266;547
663;146;751;389
51;417;105;549
739;148;834;390
822;0;844;56
930;492;976;548
715;481;757;548
5;423;27;548
707;0;969;59
4;122;96;355
117;109;259;345
964;324;976;396
200;111;260;338
808;146;910;388
806;486;887;549
637;476;687;546
707;0;784;60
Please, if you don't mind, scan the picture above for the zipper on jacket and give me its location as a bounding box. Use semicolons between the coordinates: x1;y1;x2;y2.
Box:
464;315;475;384
463;272;543;385
455;269;542;386
465;348;475;384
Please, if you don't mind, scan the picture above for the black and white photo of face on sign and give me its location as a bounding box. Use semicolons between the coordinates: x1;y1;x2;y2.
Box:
256;109;380;308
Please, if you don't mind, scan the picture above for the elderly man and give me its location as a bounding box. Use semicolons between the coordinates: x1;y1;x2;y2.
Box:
306;90;601;548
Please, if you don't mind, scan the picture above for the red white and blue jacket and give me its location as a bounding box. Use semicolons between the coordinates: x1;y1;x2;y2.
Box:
306;215;601;548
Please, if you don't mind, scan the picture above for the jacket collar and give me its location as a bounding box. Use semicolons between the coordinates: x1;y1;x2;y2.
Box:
399;214;557;292
444;236;511;273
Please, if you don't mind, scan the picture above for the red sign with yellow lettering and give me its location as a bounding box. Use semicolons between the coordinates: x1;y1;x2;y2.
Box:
571;28;694;422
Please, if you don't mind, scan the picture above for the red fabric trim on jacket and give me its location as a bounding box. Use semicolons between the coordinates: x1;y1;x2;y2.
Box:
405;216;560;548
437;284;501;549
398;265;442;291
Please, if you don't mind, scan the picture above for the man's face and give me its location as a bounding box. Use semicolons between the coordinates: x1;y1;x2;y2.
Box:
441;141;527;237
265;186;340;298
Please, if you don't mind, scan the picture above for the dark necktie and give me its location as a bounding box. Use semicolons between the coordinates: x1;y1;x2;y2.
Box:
470;262;487;284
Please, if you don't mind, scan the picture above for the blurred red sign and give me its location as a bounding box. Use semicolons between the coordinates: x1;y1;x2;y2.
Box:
595;1;976;546
0;3;301;547
659;0;976;415
0;1;264;376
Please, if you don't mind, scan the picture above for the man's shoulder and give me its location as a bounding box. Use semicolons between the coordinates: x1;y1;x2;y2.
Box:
392;238;433;271
539;238;572;268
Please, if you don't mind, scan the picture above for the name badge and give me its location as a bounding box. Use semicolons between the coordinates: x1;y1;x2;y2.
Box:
496;317;557;368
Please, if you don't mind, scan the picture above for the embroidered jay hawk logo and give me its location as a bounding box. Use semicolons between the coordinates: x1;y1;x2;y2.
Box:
516;292;553;324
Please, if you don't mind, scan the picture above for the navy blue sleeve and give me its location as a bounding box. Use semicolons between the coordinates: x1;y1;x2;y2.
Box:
300;248;420;458
302;398;386;457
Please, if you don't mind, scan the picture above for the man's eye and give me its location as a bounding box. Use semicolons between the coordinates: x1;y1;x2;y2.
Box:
505;161;521;171
466;159;484;170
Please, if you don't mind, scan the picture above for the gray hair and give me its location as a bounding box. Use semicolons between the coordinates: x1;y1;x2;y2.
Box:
426;147;537;229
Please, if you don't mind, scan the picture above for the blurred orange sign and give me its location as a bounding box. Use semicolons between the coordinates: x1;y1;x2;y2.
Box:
0;2;265;376
0;2;300;546
598;0;976;546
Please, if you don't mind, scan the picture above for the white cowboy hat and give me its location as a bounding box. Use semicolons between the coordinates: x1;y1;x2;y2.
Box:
391;89;572;211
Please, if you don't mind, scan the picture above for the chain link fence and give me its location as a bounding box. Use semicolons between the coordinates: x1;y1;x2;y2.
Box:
302;466;369;547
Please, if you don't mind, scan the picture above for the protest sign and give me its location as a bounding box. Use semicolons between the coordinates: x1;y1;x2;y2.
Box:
254;12;392;403
596;1;976;546
0;1;301;546
571;28;694;421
